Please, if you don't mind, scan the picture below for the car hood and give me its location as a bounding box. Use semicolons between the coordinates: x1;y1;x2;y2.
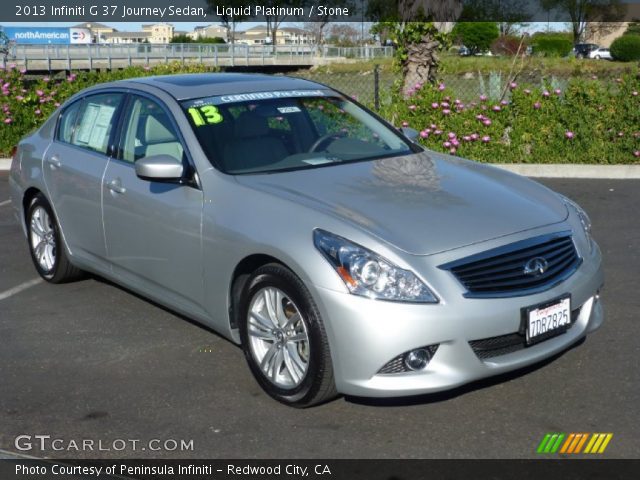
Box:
235;151;568;256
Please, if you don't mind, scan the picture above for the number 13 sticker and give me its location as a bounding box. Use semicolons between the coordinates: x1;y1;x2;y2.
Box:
188;105;223;126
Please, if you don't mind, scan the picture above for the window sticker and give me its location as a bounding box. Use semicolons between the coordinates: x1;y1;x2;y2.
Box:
277;106;301;114
75;103;116;151
187;105;223;126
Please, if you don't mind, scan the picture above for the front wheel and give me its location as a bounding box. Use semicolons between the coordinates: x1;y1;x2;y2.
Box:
239;264;337;407
27;194;83;283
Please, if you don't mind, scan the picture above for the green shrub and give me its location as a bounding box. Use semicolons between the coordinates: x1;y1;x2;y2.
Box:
610;35;640;62
379;73;640;164
532;37;573;57
451;22;500;54
0;63;218;156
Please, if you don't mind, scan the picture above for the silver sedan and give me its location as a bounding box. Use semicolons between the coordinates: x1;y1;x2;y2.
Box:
9;73;604;407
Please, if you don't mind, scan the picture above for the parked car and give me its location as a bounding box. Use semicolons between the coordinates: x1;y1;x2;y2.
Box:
589;47;612;60
573;43;600;58
9;74;604;407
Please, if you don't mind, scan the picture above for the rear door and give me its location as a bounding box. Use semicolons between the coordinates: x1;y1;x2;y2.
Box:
102;93;205;312
43;92;125;264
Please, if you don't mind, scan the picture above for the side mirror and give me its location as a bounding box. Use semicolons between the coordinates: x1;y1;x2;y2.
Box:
135;155;184;181
401;127;420;142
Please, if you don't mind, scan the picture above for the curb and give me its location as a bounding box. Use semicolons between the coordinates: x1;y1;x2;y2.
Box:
1;158;639;178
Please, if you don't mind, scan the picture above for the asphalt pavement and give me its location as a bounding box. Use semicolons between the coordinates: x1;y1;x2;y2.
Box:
0;172;638;459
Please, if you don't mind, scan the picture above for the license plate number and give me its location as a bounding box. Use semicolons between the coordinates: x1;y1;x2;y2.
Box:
526;297;571;345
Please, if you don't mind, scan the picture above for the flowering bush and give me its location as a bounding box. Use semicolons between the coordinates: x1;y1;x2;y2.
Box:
0;63;217;156
379;73;640;164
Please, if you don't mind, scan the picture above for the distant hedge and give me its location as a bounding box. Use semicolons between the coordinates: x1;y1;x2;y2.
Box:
610;35;640;62
533;37;573;57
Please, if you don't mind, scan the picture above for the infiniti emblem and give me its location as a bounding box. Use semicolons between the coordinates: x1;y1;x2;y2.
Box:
524;257;549;276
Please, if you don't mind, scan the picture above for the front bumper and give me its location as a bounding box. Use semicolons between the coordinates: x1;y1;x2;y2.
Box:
312;242;604;398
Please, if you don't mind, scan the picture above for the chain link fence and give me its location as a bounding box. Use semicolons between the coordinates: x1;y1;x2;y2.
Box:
287;67;614;110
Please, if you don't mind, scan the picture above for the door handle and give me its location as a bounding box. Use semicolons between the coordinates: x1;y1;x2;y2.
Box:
106;179;126;194
46;155;61;169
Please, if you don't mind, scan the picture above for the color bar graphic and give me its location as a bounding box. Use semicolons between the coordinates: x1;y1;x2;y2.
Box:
538;433;613;454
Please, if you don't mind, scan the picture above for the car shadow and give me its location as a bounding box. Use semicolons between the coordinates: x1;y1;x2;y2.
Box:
344;336;587;408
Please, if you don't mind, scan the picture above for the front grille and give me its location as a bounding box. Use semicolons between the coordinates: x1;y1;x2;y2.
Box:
469;307;581;360
378;345;439;374
441;232;581;298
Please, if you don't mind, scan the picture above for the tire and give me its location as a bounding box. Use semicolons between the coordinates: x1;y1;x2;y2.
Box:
26;193;83;283
239;263;337;407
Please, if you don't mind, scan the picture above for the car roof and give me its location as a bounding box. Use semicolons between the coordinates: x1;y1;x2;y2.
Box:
106;73;329;101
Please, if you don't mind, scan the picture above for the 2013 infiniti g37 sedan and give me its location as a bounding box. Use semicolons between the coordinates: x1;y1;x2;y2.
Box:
9;74;604;407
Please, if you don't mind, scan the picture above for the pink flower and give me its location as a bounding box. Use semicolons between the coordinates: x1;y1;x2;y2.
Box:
565;131;574;139
35;109;41;115
633;91;638;97
633;151;640;158
434;129;443;135
451;139;460;147
442;109;451;115
542;90;550;97
3;118;11;124
401;121;409;127
317;105;324;110
448;132;456;139
443;141;452;148
454;99;461;105
441;102;450;108
483;119;492;126
462;135;471;142
500;100;508;106
591;75;598;80
479;94;487;101
554;89;561;95
430;124;437;129
43;77;49;82
524;89;531;95
20;68;27;74
431;102;439;109
470;133;479;141
616;78;622;83
414;83;422;90
481;135;491;143
420;130;429;138
54;102;60;107
617;131;624;137
15;95;23;101
438;83;446;91
476;114;485;121
533;102;541;110
509;82;517;89
492;105;501;112
409;104;417;111
449;147;457;154
144;66;150;71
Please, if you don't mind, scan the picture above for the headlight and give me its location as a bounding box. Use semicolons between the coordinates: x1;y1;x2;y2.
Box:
560;195;592;249
313;229;438;303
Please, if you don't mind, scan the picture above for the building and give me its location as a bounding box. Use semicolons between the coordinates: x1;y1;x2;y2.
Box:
584;22;630;47
235;25;313;45
72;22;115;43
101;31;150;44
141;24;175;44
188;24;228;42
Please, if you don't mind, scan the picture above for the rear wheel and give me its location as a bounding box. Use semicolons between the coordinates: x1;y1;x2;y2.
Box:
239;263;337;407
27;194;83;283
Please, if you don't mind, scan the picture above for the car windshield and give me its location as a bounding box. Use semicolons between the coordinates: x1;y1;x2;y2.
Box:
181;90;414;174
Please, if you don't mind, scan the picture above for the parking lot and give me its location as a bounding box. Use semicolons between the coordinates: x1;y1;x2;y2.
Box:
0;172;638;459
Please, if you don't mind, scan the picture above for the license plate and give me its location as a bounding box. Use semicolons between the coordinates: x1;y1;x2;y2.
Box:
524;296;571;345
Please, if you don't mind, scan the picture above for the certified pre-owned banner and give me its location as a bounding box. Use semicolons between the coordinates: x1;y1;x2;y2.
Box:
2;0;640;23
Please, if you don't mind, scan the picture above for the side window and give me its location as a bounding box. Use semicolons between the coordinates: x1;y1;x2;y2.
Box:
66;93;123;155
57;100;82;144
121;96;184;164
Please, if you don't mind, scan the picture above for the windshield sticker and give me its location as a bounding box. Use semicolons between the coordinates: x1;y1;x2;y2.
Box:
302;158;335;165
218;90;327;103
277;106;301;114
187;105;223;126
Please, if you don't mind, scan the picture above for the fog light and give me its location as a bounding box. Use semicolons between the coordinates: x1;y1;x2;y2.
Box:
404;348;432;371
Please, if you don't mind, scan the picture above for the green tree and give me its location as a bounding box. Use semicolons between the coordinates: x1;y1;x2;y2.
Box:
624;21;640;36
451;22;500;53
543;0;626;43
170;34;192;43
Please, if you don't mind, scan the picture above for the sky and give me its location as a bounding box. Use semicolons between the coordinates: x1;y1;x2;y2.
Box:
0;21;568;34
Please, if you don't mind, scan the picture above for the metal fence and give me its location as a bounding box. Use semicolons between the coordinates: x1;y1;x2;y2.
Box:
3;43;394;71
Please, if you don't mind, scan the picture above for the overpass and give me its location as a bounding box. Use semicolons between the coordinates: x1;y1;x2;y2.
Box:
2;43;393;72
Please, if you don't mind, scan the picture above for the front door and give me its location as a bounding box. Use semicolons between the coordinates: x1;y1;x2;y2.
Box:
102;94;204;311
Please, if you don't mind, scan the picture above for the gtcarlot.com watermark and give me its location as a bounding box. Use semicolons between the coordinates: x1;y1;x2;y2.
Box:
14;434;194;452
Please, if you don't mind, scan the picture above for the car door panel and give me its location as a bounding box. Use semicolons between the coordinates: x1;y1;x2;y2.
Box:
42;92;124;264
102;94;205;312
